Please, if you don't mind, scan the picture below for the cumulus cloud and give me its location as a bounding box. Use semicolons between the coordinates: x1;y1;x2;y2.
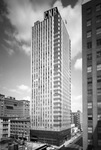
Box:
9;89;21;94
2;44;14;56
74;95;82;100
0;16;3;22
8;48;14;55
22;44;30;55
71;94;82;111
4;0;52;42
17;84;31;92
74;58;82;70
5;34;30;55
23;96;30;101
71;100;82;112
4;0;81;58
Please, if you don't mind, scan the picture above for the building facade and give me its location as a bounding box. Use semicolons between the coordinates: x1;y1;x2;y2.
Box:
31;7;71;146
82;0;101;149
71;110;82;130
0;94;30;118
22;100;30;119
0;117;10;141
10;119;30;140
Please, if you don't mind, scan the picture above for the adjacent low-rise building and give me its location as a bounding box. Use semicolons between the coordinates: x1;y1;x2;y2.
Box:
0;94;30;141
0;117;30;141
10;118;30;141
0;117;10;141
71;110;82;130
0;94;30;118
22;100;30;119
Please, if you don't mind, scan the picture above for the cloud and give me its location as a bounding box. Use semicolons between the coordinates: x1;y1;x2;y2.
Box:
2;44;14;56
71;100;82;112
4;0;52;42
9;89;21;94
8;48;14;55
4;39;12;45
5;34;30;55
22;44;30;55
74;95;82;100
0;73;2;77
17;84;31;92
3;87;8;90
72;94;82;101
0;16;3;22
4;0;81;58
23;96;30;101
71;94;82;111
74;58;82;70
53;0;82;59
71;83;74;90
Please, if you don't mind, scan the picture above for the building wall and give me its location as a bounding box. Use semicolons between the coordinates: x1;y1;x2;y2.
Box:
0;95;30;118
82;0;101;149
31;7;71;133
10;119;30;140
30;128;71;146
61;18;71;130
0;119;3;140
0;117;10;140
0;99;4;116
3;98;23;117
22;100;30;118
71;111;82;129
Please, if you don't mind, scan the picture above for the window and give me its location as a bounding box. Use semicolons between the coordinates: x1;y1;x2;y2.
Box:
97;64;101;71
6;106;13;109
88;127;93;133
98;115;101;120
97;75;101;82
96;3;101;11
87;66;92;72
96;15;101;23
96;27;101;35
88;103;92;109
87;54;92;61
88;77;92;84
88;139;92;145
87;8;92;14
97;87;101;95
87;31;91;38
97;51;101;58
88;89;92;95
87;42;92;49
87;20;91;26
97;39;101;46
98;140;101;146
88;115;92;120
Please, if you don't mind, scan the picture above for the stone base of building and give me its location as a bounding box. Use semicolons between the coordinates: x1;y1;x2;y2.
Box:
30;128;71;146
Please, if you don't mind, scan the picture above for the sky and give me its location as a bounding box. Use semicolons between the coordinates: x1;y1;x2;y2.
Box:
0;0;83;112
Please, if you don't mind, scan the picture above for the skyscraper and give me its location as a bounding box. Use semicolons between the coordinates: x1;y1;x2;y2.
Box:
82;0;101;149
31;7;71;146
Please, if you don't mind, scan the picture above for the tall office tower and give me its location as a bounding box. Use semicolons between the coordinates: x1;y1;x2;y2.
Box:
82;0;101;149
31;7;71;146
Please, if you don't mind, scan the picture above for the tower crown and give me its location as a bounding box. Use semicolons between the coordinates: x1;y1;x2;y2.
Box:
44;7;58;19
